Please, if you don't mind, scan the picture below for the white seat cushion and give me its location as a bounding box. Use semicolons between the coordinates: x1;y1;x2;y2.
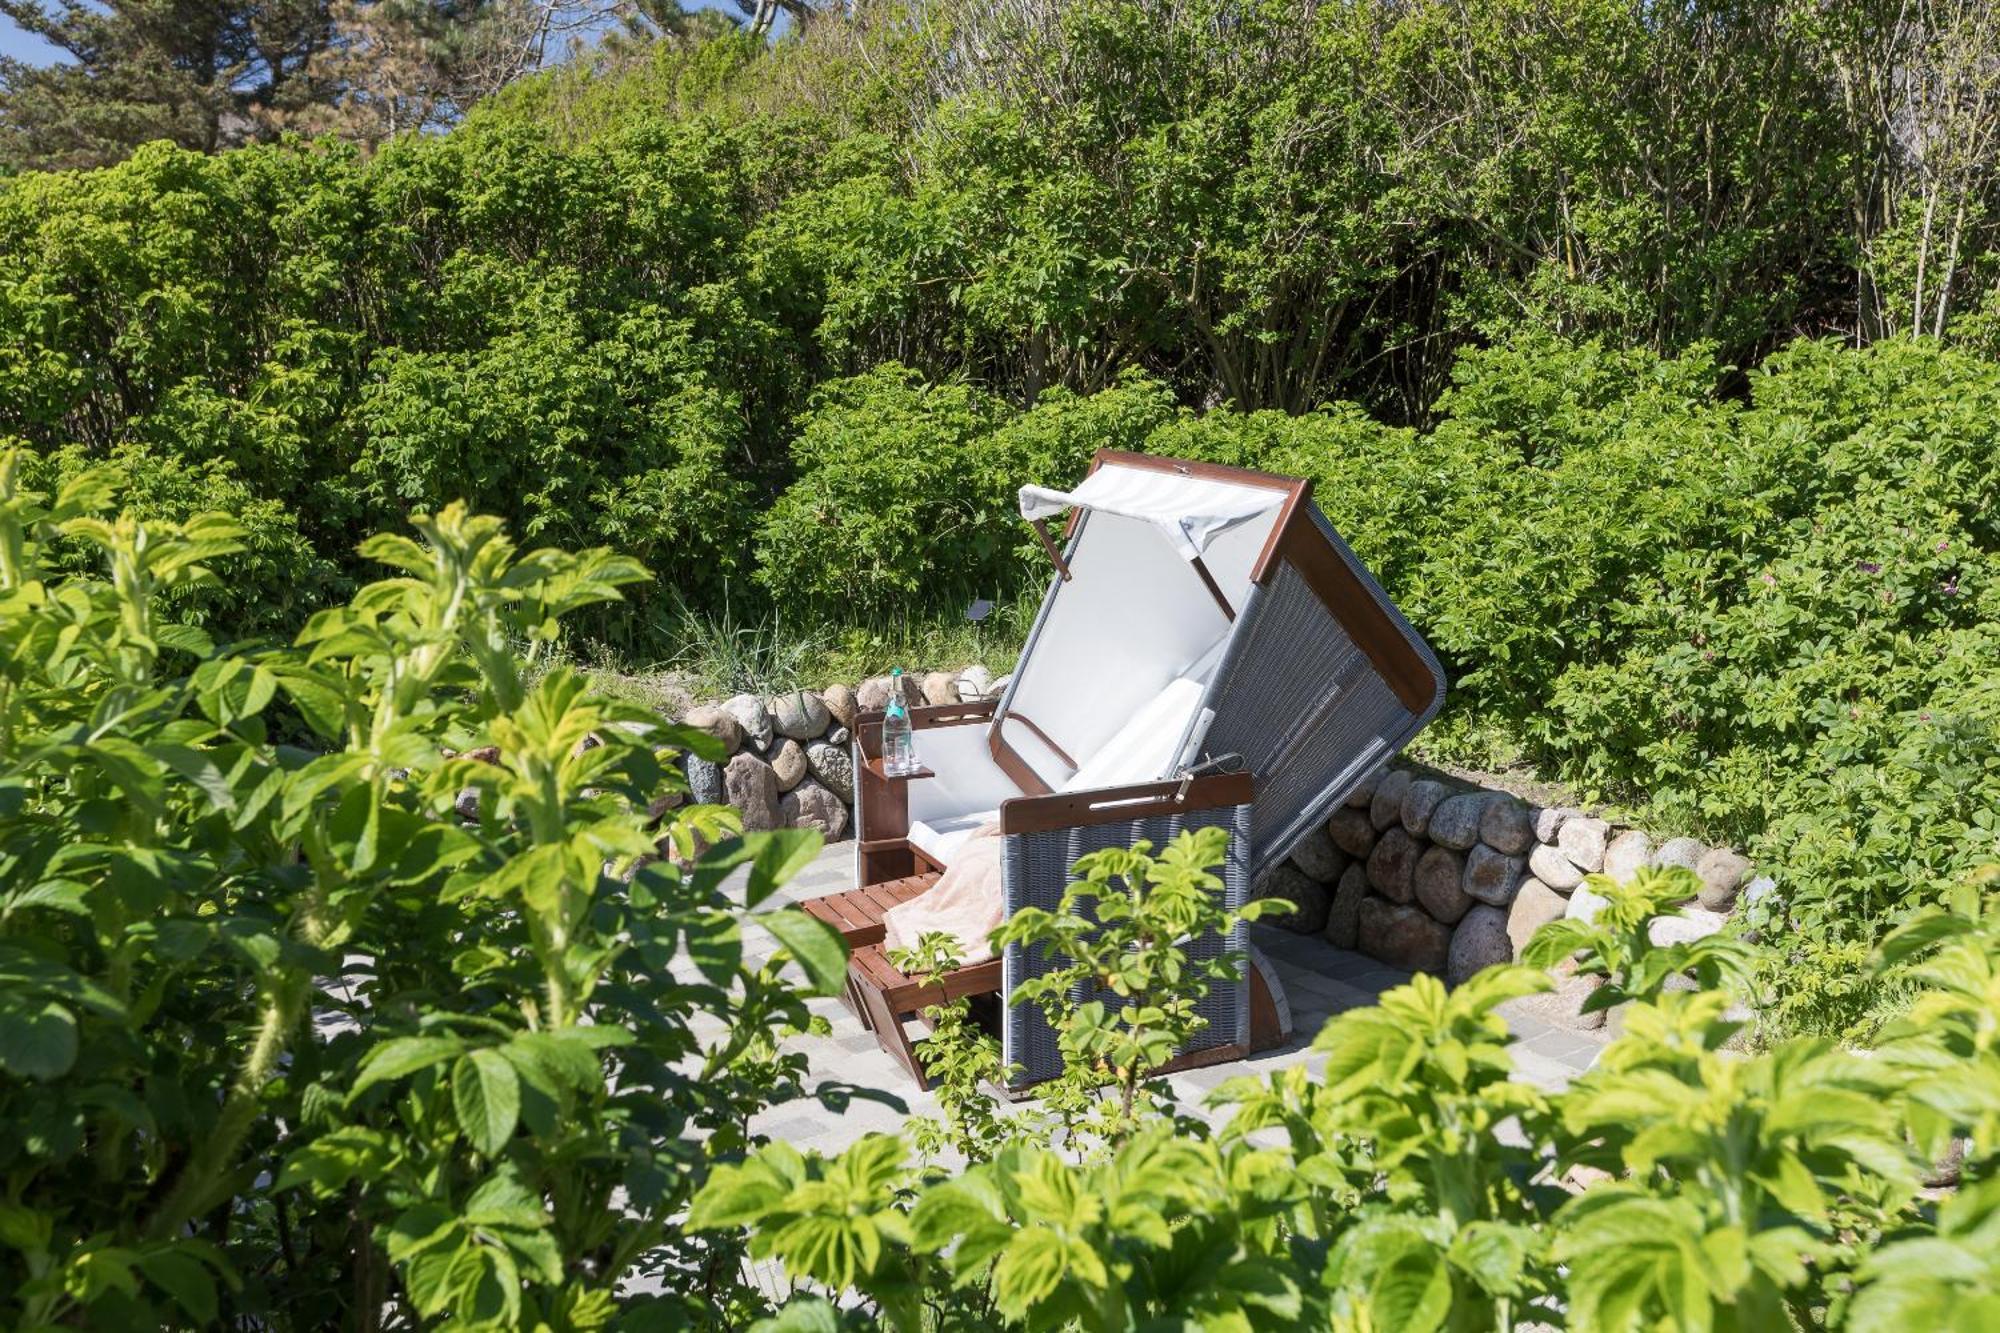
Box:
908;808;998;868
1061;676;1207;793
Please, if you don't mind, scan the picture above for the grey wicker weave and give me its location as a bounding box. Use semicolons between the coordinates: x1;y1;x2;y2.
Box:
999;799;1253;1088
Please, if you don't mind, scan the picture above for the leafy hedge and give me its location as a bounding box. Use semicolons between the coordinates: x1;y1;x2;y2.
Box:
3;0;1998;1018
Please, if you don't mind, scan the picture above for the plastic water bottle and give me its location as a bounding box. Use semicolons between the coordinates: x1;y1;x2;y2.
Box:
882;667;916;776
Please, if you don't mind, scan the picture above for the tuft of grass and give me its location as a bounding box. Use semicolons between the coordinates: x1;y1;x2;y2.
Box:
656;595;837;697
802;587;1041;688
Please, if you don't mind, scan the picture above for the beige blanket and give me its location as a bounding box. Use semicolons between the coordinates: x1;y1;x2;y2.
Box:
881;822;1005;965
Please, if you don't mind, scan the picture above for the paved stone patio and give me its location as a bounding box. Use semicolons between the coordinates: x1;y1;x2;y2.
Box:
728;841;1609;1158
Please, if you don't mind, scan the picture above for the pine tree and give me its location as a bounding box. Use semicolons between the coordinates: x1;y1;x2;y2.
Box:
0;0;652;170
0;0;338;169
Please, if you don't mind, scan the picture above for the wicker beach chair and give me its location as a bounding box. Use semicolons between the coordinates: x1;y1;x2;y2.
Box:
840;451;1446;1089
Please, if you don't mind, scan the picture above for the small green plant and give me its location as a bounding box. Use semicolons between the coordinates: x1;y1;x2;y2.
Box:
889;931;1016;1164
993;826;1284;1149
1522;865;1757;1012
659;590;835;696
693;846;2000;1332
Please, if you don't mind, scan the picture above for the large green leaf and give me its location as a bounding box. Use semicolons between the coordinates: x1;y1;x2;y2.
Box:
135;1246;219;1324
350;1035;467;1098
0;995;78;1080
763;909;849;996
745;828;823;908
453;1050;521;1157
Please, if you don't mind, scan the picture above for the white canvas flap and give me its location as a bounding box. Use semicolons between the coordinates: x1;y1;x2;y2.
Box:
1019;463;1285;561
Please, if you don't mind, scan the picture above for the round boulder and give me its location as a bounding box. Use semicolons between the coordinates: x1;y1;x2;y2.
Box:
1325;864;1369;950
1357;897;1452;975
1253;862;1331;935
723;751;781;831
770;738;809;793
684;754;726;806
1448;905;1512;986
1328;806;1379;858
1414;845;1472;924
921;670;959;705
1652;836;1707;874
1566;883;1612;925
722;694;774;751
1463;844;1525;906
957;664;993;700
805;741;854;803
1344;770;1380;809
1506;879;1568;956
1370;769;1414;831
680;704;745;753
1556;816;1609;873
1534;806;1579;844
1366;827;1421;904
1427;792;1489;851
1648;906;1728;948
780;779;850;842
1602;830;1653;885
1528;842;1586;892
820;682;860;730
1479;797;1535;855
1288;825;1349;883
1401;779;1450;837
1696;848;1752;911
856;673;923;713
772;689;832;741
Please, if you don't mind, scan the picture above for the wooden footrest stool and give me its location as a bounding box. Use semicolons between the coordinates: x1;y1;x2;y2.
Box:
847;944;1003;1091
800;872;940;1023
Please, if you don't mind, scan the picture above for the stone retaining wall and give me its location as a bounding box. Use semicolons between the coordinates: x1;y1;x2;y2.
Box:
1248;764;1762;1017
667;671;1759;1019
668;667;1008;842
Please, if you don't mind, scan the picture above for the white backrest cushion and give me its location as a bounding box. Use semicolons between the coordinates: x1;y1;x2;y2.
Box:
1060;676;1207;792
906;723;1027;825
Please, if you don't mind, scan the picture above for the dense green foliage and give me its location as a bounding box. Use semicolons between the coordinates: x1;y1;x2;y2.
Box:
4;0;2000;1019
0;460;851;1327
5;466;2000;1329
695;855;2000;1331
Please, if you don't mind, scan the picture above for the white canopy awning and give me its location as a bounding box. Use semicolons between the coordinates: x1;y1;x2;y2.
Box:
1019;464;1287;561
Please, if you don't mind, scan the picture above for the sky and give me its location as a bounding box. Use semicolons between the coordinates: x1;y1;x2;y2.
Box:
1;15;66;65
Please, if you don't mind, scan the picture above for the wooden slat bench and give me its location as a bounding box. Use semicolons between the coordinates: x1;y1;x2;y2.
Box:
847;944;1004;1090
800;871;939;1023
799;871;938;947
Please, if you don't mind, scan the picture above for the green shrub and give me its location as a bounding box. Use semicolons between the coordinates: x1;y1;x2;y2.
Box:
695;866;2000;1331
21;441;339;638
0;454;843;1328
753;366;1172;617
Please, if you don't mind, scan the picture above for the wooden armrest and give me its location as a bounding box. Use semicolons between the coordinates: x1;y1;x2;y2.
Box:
864;757;935;782
998;772;1254;835
913;697;996;728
